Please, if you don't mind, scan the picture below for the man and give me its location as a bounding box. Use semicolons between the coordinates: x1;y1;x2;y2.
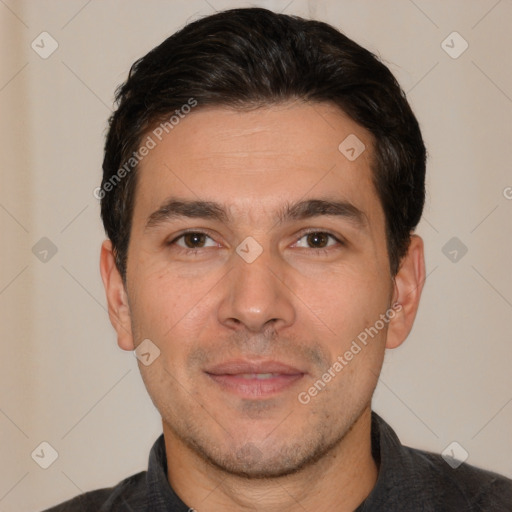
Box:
45;7;512;512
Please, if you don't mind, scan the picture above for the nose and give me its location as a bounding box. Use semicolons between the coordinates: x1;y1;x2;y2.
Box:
217;247;296;333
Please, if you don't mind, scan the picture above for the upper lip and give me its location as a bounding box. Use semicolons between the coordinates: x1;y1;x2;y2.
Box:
205;359;305;376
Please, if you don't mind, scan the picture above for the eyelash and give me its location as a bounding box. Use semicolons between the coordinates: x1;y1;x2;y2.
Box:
292;230;345;256
168;230;218;253
167;229;344;255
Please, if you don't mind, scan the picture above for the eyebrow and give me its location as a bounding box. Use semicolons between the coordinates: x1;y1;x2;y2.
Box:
280;198;366;227
145;198;367;231
145;199;229;229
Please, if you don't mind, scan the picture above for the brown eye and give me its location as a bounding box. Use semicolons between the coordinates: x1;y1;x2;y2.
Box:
173;232;217;249
306;232;330;248
293;231;341;252
182;233;207;248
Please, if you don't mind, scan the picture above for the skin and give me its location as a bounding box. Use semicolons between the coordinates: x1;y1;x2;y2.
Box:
101;102;425;511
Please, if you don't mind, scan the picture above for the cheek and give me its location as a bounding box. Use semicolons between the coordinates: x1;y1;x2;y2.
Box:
128;266;219;347
297;266;391;336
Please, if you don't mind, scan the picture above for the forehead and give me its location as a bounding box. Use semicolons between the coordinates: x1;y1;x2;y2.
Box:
133;102;382;227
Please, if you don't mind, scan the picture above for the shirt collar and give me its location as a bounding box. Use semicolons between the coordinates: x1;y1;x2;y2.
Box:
146;433;189;511
356;412;437;511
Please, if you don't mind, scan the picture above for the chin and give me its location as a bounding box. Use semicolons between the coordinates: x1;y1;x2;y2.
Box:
186;432;343;480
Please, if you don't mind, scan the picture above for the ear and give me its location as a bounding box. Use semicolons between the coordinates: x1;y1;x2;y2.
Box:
385;234;425;350
100;239;135;351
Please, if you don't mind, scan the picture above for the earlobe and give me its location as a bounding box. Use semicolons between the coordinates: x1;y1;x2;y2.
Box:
385;235;425;350
99;240;135;351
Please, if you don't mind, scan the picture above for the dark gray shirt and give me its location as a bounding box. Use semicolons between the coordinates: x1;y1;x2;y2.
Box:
42;413;512;511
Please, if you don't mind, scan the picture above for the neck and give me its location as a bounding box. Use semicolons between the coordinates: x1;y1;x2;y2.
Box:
164;406;378;512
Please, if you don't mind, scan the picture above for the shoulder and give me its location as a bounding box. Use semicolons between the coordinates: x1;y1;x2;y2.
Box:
405;446;512;511
41;471;147;512
369;413;512;511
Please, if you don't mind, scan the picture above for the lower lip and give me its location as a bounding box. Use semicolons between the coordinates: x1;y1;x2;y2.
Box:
206;373;305;398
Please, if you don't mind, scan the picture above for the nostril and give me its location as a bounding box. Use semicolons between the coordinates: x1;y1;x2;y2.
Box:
226;318;242;327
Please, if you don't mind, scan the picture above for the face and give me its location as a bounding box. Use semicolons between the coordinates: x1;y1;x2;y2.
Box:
102;102;423;478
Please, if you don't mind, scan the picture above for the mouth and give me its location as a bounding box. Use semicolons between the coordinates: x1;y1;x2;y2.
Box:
205;360;306;399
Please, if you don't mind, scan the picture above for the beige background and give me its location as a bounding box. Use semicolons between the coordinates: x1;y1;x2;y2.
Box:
1;0;511;510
